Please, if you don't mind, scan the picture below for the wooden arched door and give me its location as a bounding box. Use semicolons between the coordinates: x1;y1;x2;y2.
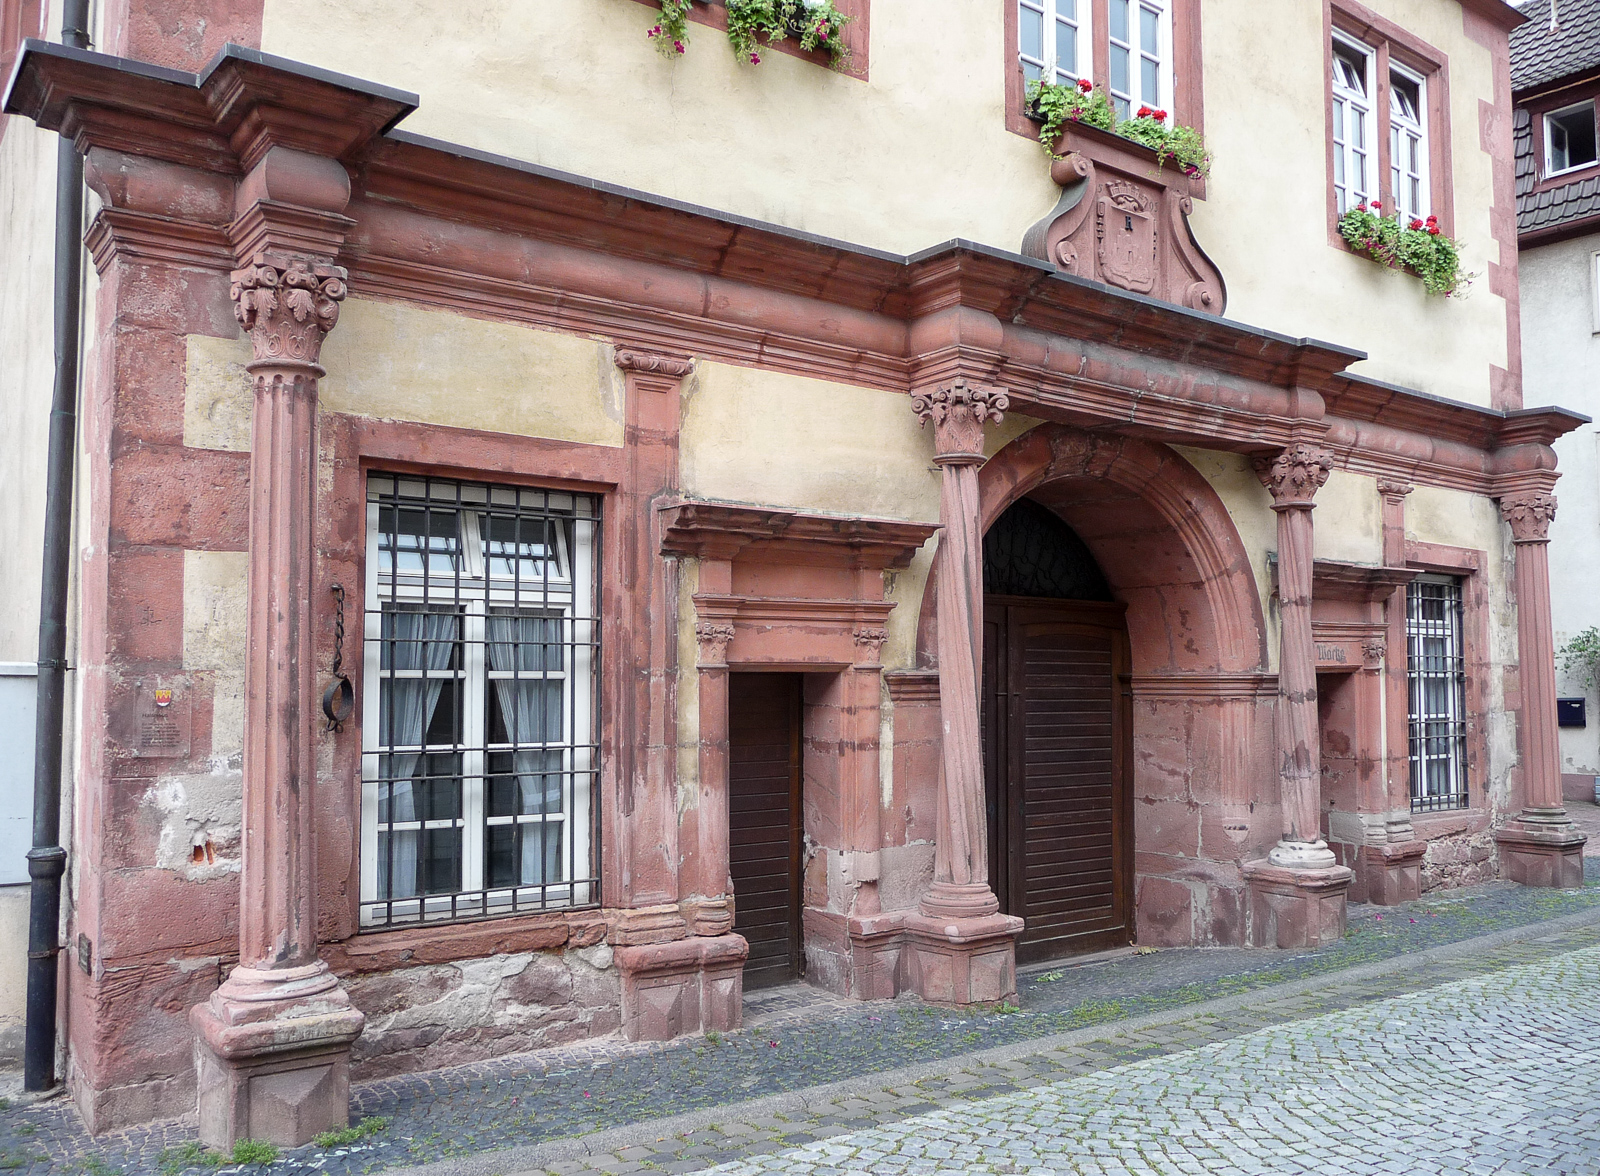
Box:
981;499;1133;964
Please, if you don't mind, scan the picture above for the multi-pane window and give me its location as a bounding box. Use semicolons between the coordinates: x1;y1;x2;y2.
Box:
360;475;600;927
1389;65;1429;222
1018;0;1090;87
1331;38;1375;213
1407;576;1468;813
1545;100;1598;177
1107;0;1167;119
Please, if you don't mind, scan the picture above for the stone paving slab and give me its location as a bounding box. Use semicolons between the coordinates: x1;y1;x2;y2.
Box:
4;868;1600;1176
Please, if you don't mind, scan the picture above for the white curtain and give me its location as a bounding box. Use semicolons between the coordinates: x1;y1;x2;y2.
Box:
379;610;458;898
487;613;564;885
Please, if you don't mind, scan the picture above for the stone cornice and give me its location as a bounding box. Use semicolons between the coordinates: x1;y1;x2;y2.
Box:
8;42;1588;498
659;501;938;570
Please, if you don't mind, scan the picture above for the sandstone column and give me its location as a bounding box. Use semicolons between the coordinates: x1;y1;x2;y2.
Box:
903;381;1022;1004
1243;443;1352;948
1495;491;1587;886
689;621;737;935
190;247;363;1147
1378;479;1417;846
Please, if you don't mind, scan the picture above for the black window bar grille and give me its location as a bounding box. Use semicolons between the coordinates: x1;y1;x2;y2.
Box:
360;474;601;928
1407;577;1469;813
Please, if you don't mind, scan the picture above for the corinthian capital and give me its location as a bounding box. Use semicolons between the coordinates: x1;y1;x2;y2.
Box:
1253;443;1335;507
230;252;348;367
695;621;737;667
911;379;1009;461
1500;491;1558;543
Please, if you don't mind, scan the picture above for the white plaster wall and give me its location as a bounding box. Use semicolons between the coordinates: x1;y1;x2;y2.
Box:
1520;233;1600;778
0;884;26;1061
257;0;1511;407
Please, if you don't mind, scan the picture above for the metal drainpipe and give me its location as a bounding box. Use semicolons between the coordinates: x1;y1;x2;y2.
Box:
24;0;93;1095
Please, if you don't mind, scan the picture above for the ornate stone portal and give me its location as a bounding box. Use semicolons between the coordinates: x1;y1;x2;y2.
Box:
1021;123;1226;313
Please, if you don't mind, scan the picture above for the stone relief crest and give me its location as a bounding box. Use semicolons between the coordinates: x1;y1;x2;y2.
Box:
1095;181;1158;294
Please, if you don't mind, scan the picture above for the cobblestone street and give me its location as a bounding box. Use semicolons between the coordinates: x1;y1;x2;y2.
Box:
6;873;1600;1176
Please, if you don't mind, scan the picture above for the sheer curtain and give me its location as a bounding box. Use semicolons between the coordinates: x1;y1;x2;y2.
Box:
379;609;458;898
487;612;564;885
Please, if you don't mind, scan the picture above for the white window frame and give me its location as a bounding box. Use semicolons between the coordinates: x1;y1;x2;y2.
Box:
1591;250;1600;335
1106;0;1171;120
1544;98;1600;180
1018;0;1092;88
359;475;598;927
1331;34;1377;215
1388;61;1429;222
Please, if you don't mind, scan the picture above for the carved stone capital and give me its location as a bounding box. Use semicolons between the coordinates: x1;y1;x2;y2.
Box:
1253;443;1335;508
615;349;694;378
1376;479;1415;499
1500;491;1558;543
695;621;736;666
911;379;1009;461
853;626;889;665
230;252;347;368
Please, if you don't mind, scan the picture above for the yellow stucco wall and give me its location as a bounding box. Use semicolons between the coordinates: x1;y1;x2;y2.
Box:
258;0;1509;407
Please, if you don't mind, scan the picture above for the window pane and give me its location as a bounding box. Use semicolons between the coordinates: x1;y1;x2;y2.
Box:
1110;0;1129;42
1058;0;1076;17
1547;104;1598;172
1019;4;1043;59
1111;45;1129;94
1055;22;1077;75
1142;56;1159;103
1140;4;1158;51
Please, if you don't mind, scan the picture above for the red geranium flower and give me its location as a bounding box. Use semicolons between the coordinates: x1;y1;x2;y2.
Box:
1356;201;1368;211
1077;78;1093;92
1410;218;1424;230
1369;200;1381;210
1428;225;1441;235
1137;105;1152;117
1154;108;1168;121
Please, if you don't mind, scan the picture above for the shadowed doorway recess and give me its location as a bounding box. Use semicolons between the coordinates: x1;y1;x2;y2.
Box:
982;498;1133;964
728;672;805;990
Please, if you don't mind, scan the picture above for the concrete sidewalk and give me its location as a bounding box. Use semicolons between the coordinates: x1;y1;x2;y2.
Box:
5;865;1600;1176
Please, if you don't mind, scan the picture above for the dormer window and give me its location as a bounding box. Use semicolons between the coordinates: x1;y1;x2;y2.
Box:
1546;100;1598;177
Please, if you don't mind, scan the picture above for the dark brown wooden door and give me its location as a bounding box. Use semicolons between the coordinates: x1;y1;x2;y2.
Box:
983;598;1132;964
728;673;804;989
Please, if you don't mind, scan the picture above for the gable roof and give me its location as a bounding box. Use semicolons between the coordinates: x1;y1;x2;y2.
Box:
1510;0;1600;93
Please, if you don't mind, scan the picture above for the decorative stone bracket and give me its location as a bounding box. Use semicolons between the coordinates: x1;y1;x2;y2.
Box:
1021;122;1225;314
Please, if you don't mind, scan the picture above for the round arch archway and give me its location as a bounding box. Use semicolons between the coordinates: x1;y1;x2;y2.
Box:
912;423;1275;948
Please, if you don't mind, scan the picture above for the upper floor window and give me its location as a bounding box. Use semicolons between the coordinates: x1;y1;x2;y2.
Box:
1015;0;1170;118
1545;99;1598;178
1389;64;1429;222
1331;38;1376;213
1325;13;1451;235
1018;0;1090;87
360;474;600;928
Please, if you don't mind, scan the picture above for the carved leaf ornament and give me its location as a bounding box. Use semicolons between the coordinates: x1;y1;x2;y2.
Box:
230;252;348;366
911;380;1010;459
1252;443;1335;507
1500;491;1558;543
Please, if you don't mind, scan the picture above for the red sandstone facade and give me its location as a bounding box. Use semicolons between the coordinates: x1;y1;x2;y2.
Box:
0;0;1583;1147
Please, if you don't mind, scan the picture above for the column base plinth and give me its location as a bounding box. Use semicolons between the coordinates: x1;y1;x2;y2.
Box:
615;933;748;1042
679;896;734;937
918;880;1000;920
1266;838;1338;870
1242;861;1353;949
189;961;364;1150
902;910;1023;1006
1496;814;1587;889
1354;838;1427;906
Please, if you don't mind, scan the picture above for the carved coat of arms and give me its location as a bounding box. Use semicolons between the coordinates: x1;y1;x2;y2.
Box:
1095;181;1159;294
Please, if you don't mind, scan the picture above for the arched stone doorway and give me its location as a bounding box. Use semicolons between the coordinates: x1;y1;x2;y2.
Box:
981;498;1133;962
917;424;1271;948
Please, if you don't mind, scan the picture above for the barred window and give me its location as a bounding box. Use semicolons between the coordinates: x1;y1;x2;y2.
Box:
1407;575;1468;813
360;475;600;927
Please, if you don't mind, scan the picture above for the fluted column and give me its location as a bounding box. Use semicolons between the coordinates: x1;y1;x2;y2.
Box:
914;380;1006;920
190;250;362;1147
1496;491;1587;885
688;621;736;935
1254;443;1337;870
1378;479;1416;845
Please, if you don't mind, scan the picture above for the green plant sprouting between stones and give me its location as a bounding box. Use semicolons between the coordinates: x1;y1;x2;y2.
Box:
1337;203;1469;296
651;0;852;69
1024;79;1211;178
314;1116;393;1149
